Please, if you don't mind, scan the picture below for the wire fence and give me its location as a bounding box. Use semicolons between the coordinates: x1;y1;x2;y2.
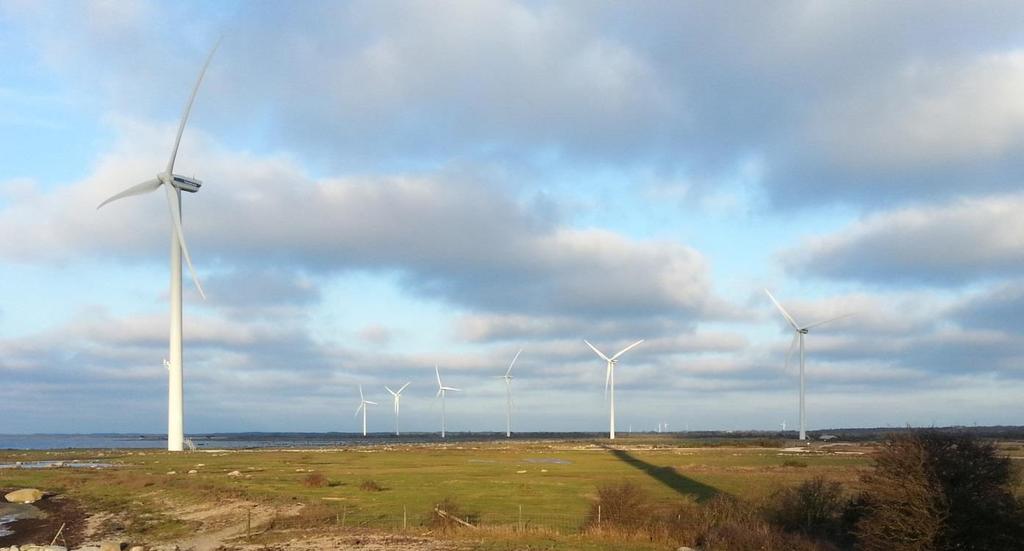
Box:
291;504;592;535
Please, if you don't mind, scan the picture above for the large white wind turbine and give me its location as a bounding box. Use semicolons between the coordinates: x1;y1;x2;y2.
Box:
435;366;461;438
354;385;378;437
98;43;219;452
385;382;411;436
765;289;851;441
499;349;522;438
584;339;644;440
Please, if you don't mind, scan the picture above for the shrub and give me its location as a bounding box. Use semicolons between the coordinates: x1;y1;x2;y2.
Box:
696;495;823;551
358;479;385;492
767;476;849;542
302;473;327;488
856;431;1024;550
586;482;824;550
782;459;809;468
585;481;656;531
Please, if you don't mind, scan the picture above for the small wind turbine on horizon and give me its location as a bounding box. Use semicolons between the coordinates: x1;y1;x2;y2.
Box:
765;289;852;441
354;385;378;437
385;382;411;436
498;349;522;438
98;43;219;452
435;366;460;438
780;421;787;432
584;339;644;440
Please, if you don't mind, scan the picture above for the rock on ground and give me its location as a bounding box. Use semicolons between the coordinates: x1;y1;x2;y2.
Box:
3;490;44;504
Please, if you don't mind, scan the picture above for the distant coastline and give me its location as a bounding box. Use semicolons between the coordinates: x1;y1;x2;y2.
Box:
2;426;1020;450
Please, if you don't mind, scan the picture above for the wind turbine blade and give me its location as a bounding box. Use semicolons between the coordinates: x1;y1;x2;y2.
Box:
398;382;411;394
354;403;363;417
604;362;611;398
436;388;443;398
359;385;364;401
803;312;855;330
166;39;220;175
445;387;461;392
366;401;378;405
584;340;611;362
765;288;800;330
163;182;206;299
785;332;799;374
611;339;644;360
385;386;396;396
505;349;522;376
96;179;161;209
435;365;443;388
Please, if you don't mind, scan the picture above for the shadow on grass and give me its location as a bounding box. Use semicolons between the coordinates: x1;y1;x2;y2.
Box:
606;447;719;502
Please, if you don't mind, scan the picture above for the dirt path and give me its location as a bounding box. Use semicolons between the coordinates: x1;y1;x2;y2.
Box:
151;501;299;551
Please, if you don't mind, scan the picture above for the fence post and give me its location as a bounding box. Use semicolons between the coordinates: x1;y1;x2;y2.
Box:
246;507;251;540
403;505;407;530
518;504;523;532
597;504;601;529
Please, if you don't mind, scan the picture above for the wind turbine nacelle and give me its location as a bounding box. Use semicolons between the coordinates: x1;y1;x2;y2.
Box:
171;174;202;193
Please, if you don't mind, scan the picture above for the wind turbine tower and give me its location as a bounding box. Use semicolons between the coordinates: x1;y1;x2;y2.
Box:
499;349;522;438
98;44;219;451
354;385;378;437
385;382;411;436
584;339;644;440
435;366;461;438
765;289;850;441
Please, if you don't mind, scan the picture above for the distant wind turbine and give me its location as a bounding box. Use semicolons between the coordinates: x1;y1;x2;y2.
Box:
98;43;219;452
765;289;851;441
584;339;644;440
781;421;787;432
435;366;460;438
385;382;411;436
498;349;522;438
354;385;378;437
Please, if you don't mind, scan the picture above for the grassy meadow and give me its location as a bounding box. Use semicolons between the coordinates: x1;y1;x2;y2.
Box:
5;435;1023;549
0;436;891;548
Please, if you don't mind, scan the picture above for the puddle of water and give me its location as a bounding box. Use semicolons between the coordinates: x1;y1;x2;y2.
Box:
0;515;13;538
0;460;113;469
0;503;43;537
524;458;572;464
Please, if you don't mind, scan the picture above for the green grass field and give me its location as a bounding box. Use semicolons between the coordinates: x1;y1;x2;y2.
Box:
0;437;884;549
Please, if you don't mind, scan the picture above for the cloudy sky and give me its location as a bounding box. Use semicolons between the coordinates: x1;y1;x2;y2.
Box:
2;1;1022;435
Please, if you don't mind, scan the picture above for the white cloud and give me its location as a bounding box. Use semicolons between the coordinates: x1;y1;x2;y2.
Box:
0;121;721;320
784;193;1024;285
806;52;1024;169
